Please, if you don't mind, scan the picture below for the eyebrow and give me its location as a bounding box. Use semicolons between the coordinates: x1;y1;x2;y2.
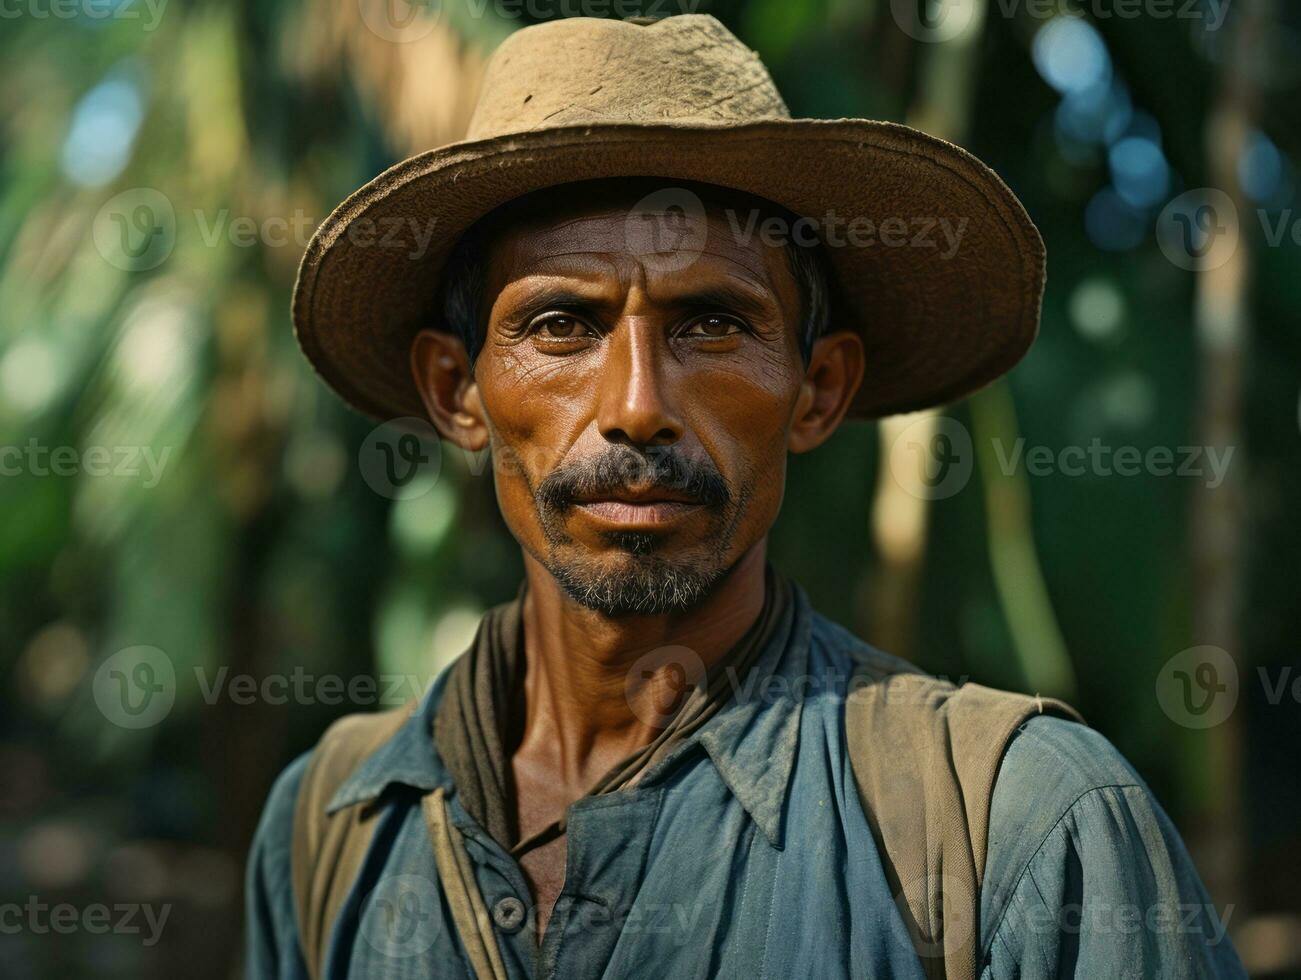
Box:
496;284;610;319
500;279;777;317
661;282;778;319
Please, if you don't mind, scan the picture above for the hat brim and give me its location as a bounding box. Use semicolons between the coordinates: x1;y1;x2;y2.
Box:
292;119;1044;421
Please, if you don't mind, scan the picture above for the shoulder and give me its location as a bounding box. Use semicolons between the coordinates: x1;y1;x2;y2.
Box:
995;713;1145;808
981;717;1246;976
987;715;1152;885
251;750;313;864
984;717;1173;940
244;705;418;969
245;752;313;978
246;702;417;885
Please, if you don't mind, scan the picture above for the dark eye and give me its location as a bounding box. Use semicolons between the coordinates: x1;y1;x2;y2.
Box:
530;313;595;340
681;315;745;339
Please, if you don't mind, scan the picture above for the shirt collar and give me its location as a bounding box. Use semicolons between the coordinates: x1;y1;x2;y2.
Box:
326;669;454;814
691;582;810;851
326;583;813;846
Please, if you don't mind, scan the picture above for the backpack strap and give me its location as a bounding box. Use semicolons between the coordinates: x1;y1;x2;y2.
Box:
845;665;1082;980
291;703;415;980
423;787;509;980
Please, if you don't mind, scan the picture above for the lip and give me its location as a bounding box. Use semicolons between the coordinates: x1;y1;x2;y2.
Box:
574;485;699;505
572;499;705;529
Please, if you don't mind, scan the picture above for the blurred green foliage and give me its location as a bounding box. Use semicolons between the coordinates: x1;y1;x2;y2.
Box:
1;0;1299;976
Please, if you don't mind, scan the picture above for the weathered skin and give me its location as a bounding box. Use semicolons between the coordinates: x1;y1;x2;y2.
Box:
409;181;864;936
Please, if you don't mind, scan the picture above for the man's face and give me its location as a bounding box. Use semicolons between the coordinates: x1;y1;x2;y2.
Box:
466;185;813;615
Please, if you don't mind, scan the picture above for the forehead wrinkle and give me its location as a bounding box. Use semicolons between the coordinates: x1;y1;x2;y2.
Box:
504;205;775;269
487;210;797;329
508;212;637;259
495;247;623;281
490;253;631;314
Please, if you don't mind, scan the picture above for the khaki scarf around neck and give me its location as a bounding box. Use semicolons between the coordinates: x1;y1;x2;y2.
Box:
434;567;792;853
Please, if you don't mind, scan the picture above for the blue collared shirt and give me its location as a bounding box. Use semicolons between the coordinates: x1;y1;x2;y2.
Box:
246;588;1245;979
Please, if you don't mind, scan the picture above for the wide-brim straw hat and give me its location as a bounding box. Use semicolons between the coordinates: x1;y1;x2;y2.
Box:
292;14;1045;420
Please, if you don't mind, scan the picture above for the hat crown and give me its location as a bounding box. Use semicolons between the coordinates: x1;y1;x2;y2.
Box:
466;15;790;140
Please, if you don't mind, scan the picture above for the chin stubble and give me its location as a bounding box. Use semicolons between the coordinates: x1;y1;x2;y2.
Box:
544;551;722;616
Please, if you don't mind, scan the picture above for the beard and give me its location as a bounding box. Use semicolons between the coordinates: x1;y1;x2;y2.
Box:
544;549;721;616
530;445;743;616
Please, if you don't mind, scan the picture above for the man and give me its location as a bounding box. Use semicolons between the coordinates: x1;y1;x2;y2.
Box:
249;14;1245;980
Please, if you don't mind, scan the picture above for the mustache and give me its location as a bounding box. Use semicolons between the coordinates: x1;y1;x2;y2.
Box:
535;446;731;511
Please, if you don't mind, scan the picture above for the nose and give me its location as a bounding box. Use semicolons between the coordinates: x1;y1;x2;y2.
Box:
596;319;683;448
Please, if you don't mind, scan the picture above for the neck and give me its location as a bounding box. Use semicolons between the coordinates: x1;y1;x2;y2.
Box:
514;543;768;785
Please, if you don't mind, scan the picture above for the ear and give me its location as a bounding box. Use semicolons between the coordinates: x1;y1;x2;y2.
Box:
787;329;865;454
410;330;488;452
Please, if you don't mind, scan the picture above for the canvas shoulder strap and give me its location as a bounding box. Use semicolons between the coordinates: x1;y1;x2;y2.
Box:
845;663;1082;980
290;703;414;980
